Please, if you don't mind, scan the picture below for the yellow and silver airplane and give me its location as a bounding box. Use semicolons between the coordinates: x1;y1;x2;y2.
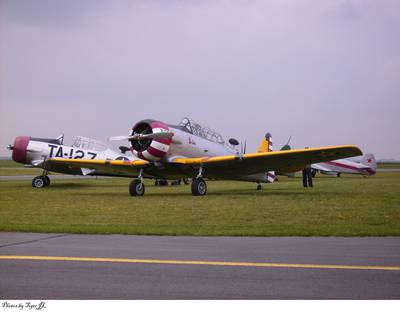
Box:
9;117;362;196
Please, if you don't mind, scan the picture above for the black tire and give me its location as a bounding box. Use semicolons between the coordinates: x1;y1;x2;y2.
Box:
337;173;341;177
44;175;51;186
171;179;180;186
257;184;262;191
32;176;46;188
159;179;168;186
191;178;207;196
129;179;145;196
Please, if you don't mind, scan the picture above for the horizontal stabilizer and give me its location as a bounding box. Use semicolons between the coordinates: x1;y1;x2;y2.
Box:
81;167;95;176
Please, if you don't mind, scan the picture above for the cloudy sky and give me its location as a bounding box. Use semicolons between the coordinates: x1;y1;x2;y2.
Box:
1;0;399;159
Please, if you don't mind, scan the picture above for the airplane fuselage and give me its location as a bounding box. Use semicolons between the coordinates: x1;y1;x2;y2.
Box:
312;158;376;176
10;136;133;176
166;127;237;160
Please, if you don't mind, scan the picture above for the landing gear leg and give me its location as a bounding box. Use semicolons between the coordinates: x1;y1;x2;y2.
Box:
129;168;145;196
191;166;207;196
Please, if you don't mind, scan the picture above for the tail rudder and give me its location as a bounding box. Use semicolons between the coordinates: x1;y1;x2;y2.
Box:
257;133;276;182
257;133;273;153
362;153;377;170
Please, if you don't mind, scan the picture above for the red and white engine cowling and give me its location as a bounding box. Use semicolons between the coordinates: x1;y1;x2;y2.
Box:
11;136;30;164
130;120;172;161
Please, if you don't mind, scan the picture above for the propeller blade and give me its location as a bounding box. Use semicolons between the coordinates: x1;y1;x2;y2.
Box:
244;140;247;154
138;132;174;140
286;136;292;146
108;135;134;141
109;132;174;141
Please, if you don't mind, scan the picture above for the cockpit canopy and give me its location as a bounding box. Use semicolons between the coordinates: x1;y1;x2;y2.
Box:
71;136;108;152
177;117;225;145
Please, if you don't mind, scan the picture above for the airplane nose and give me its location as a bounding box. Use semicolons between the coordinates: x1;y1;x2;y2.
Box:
12;136;30;164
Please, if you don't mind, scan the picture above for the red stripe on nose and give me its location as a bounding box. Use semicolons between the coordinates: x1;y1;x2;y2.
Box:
12;136;30;164
147;146;166;158
150;121;169;130
153;138;172;145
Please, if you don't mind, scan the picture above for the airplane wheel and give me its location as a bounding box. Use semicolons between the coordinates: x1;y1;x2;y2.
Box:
129;179;145;196
337;173;341;177
191;178;207;196
32;176;46;188
44;175;51;186
159;179;168;186
257;184;262;191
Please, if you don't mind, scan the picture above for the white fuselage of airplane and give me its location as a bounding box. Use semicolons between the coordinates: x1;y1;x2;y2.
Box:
166;127;237;160
10;135;134;176
312;154;376;176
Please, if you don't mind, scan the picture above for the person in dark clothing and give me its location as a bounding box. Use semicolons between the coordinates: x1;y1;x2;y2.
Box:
302;165;313;188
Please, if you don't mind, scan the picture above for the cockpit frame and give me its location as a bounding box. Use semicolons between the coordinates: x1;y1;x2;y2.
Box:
71;136;108;152
176;117;226;145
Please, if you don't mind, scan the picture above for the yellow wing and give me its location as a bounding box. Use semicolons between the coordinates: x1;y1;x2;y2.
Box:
171;145;362;178
45;158;150;177
45;145;362;179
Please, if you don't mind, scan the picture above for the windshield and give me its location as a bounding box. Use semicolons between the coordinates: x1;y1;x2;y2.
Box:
71;136;108;152
178;117;225;145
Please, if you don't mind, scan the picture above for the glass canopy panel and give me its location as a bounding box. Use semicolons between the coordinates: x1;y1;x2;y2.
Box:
71;136;108;152
178;117;225;145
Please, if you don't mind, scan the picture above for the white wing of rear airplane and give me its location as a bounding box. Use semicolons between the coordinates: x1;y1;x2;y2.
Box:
311;163;335;172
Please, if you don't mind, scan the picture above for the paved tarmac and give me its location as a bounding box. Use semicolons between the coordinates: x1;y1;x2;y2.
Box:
0;233;399;299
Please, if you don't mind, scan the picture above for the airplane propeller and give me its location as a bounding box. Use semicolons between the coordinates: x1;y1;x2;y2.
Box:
108;131;174;142
286;136;292;147
280;136;292;151
240;140;247;155
7;144;13;151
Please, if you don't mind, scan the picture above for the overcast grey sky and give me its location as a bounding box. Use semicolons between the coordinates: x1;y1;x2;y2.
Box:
1;0;399;159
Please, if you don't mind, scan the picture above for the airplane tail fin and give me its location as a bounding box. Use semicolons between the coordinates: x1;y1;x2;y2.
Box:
361;153;377;170
257;133;273;153
257;133;276;182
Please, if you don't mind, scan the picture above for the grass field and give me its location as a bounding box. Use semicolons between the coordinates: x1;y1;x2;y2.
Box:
377;162;400;169
0;171;399;236
0;160;43;176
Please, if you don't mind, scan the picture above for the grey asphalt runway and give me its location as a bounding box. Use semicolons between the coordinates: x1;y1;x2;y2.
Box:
0;232;399;299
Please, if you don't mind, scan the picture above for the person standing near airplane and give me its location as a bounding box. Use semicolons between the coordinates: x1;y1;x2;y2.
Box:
302;165;313;188
302;147;313;188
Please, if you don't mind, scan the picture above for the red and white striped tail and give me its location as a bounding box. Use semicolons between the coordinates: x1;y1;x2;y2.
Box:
267;171;276;183
266;133;276;183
